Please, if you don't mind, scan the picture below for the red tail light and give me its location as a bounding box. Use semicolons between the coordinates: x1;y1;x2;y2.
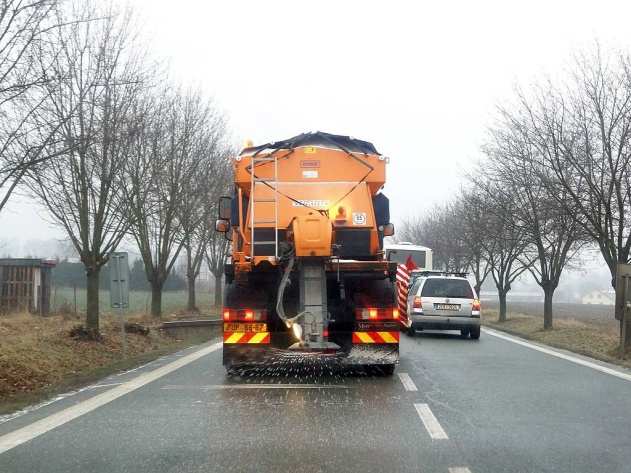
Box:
355;307;399;320
413;296;422;309
472;299;481;311
222;309;267;321
323;328;329;337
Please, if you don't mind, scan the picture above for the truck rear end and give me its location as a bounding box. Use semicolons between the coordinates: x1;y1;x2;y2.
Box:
215;132;399;374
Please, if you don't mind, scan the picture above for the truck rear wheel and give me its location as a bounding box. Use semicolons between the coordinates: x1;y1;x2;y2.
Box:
379;364;395;376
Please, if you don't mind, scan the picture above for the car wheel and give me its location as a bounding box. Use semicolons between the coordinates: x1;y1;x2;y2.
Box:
460;329;469;338
470;326;481;340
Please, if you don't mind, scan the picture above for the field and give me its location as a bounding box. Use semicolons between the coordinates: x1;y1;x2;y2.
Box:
483;300;617;330
0;311;216;414
50;287;218;316
1;286;220;413
482;300;631;369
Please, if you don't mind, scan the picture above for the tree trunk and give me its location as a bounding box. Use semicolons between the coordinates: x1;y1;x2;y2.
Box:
214;274;223;310
151;283;163;318
187;274;197;313
185;244;197;313
498;291;507;322
85;266;100;336
543;286;554;330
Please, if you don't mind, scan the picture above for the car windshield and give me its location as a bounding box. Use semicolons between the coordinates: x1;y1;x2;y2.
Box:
421;279;474;298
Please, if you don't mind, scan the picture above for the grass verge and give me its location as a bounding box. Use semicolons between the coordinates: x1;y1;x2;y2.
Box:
0;312;215;415
482;310;631;370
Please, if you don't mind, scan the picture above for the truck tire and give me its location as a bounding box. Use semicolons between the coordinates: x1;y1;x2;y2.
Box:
380;364;396;376
469;326;481;340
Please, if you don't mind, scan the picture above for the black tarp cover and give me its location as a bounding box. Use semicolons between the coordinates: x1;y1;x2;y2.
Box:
242;131;380;155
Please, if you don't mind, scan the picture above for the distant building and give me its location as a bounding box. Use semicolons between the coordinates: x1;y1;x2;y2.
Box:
0;258;56;315
581;289;615;305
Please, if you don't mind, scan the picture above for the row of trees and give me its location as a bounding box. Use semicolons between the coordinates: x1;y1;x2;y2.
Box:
400;45;631;344
0;1;233;337
52;259;187;292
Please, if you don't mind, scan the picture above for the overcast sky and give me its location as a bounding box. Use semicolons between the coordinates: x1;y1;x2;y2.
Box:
2;0;631;253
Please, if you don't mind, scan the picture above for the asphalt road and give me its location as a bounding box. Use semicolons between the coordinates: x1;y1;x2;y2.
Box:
2;329;631;473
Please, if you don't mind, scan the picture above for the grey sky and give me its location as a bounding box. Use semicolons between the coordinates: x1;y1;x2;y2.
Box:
2;0;631;247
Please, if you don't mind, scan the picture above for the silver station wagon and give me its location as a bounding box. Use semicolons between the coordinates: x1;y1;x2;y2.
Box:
406;272;481;339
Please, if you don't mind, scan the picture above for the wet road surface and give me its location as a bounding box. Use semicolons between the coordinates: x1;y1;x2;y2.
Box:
2;329;631;473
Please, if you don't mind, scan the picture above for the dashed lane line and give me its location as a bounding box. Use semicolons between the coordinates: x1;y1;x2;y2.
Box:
449;468;472;473
414;403;449;440
0;342;222;455
397;372;418;391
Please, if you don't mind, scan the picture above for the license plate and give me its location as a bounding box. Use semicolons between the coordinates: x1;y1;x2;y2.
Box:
435;304;460;311
223;323;267;332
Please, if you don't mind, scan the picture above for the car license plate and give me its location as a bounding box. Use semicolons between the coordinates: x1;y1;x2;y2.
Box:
223;323;267;332
435;304;460;311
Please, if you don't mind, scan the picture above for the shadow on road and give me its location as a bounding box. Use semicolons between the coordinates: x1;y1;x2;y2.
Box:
407;330;478;341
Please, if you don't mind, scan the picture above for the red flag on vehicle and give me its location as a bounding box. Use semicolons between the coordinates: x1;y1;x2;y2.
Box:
405;255;418;271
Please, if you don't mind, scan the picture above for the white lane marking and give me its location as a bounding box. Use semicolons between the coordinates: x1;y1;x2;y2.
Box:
449;468;472;473
0;353;179;426
161;384;350;390
414;403;448;440
86;382;123;390
397;372;418;391
482;328;631;383
0;342;222;455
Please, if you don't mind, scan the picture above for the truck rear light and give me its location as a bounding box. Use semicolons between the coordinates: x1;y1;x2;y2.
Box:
472;299;481;312
335;205;347;223
413;296;422;309
355;308;400;320
222;309;267;321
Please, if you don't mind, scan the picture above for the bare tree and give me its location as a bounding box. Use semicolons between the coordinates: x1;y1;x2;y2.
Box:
516;46;631;339
179;117;231;313
0;0;70;213
484;107;584;329
478;178;535;322
454;190;492;297
127;87;214;317
399;204;468;272
206;227;230;311
25;1;147;336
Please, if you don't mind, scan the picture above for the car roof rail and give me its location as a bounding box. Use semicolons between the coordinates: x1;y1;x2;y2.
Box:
412;270;469;278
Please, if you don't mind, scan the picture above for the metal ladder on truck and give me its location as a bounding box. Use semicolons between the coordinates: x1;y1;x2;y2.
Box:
249;154;279;261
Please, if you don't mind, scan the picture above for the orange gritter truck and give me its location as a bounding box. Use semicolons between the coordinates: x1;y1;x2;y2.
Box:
215;132;399;374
